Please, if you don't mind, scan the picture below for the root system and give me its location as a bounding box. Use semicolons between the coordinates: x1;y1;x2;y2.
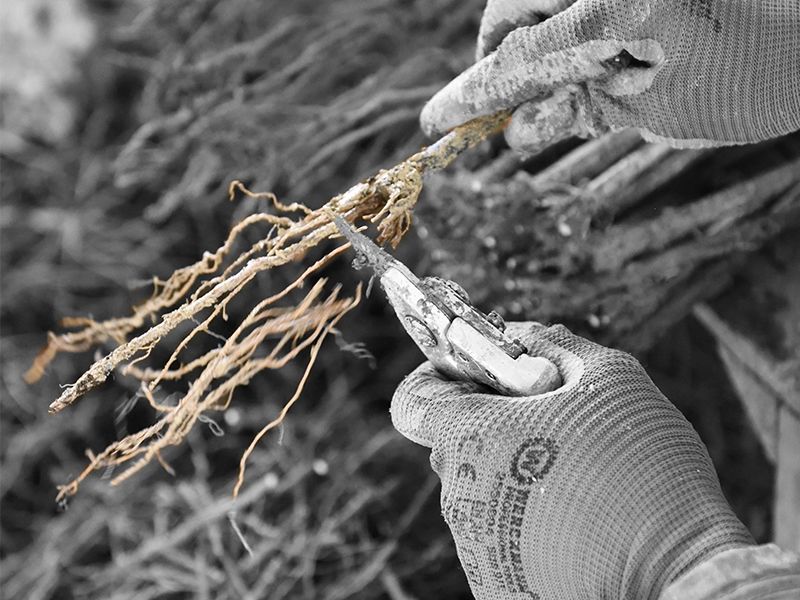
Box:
26;112;509;500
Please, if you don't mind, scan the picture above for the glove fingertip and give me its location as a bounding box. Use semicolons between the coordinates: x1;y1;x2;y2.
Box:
420;85;473;138
391;363;485;448
419;97;445;138
390;364;441;446
420;56;508;137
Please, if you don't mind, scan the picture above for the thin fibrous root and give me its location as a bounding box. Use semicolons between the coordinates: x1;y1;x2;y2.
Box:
56;281;361;501
29;111;508;499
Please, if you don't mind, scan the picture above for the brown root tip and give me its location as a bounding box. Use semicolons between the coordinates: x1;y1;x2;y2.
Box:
23;367;44;385
24;341;58;384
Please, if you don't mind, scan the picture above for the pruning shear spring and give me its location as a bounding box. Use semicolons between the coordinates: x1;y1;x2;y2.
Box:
334;217;561;396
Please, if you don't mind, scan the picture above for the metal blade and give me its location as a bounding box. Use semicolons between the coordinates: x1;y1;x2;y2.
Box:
333;215;407;279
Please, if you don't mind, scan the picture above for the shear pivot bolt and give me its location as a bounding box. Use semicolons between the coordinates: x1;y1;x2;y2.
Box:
403;315;437;348
486;310;506;331
443;279;470;303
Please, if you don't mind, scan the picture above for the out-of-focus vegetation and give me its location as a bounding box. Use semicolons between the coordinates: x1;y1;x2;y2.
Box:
2;1;792;598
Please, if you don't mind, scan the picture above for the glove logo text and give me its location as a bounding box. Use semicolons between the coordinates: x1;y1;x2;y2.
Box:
510;437;558;486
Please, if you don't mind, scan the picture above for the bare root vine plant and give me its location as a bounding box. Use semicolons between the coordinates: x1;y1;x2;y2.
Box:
26;112;509;501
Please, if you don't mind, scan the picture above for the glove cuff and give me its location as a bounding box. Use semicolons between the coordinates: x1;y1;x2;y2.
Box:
660;544;800;600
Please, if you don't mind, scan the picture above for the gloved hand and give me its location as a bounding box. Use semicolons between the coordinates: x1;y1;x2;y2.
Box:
391;323;753;600
421;0;800;151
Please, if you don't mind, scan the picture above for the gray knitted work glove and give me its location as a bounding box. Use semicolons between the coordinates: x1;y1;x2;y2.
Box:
421;0;800;151
391;323;753;600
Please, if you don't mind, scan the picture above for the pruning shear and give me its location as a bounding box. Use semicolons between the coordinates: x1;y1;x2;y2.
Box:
334;216;561;396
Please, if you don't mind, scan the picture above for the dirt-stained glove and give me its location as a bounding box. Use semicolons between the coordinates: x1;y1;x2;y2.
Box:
421;0;800;151
391;323;753;600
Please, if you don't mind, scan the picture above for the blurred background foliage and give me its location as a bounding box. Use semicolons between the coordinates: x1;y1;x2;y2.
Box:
2;0;795;598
